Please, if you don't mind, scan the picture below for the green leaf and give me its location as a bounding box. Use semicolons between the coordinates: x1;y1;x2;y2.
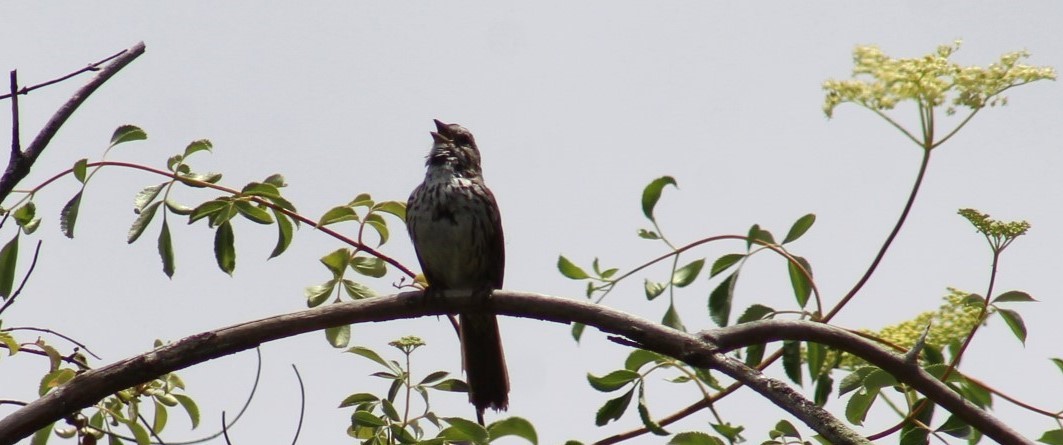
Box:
671;258;704;287
637;384;668;435
59;191;83;238
12;202;38;234
165;199;193;216
305;282;333;308
350;256;387;278
782;213;816;244
373;201;407;221
430;378;469;392
134;183;166;213
782;340;802;386
338;393;379;408
1051;358;1063;376
214;221;235;275
557;255;590;279
72;158;88;183
787;256;813;308
708;273;737;327
807;342;825;379
571;323;585;342
667;431;724;445
743;343;765;367
641;176;677;221
997;308;1027;344
441;417;489;444
365;213;389;245
625;349;664;371
342;279;377;299
992;290;1036;303
709;253;744;277
814;374;833;407
662;303;686;331
643;279;666;300
110;125;147;147
128;201;162;244
844;386;878;425
746;224;775;248
487;417;538;444
241;182;281;199
710;423;743;443
318;205;359;226
352;410;388;427
419;371;449;386
235;201;273;224
772;420;800;438
158;220;175;278
936;414;970;438
838;367;877;396
152;399;168;433
263;173;286;187
735;304;774;324
587;370;640;392
0;234;19;298
178;171;223;188
346;346;397;371
188;199;230;225
183;139;213;157
320;248;351;277
326;325;351;348
595;387;635;426
1039;429;1063;445
30;421;54;445
349;193;374;208
637;228;660;240
270;210;293;259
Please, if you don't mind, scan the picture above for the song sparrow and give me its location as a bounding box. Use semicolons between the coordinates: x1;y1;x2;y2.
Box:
406;119;509;423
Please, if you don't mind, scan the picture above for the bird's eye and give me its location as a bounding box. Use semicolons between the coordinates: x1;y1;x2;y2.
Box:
452;133;473;146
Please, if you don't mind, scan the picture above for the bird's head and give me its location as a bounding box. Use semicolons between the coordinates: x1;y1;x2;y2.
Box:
427;119;483;178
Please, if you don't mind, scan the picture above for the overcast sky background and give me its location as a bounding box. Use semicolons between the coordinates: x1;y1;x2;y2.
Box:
2;2;1062;444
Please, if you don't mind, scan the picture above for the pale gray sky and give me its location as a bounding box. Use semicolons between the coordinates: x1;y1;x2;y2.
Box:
2;2;1062;444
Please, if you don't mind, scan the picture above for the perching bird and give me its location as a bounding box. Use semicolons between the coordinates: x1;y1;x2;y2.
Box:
406;119;509;424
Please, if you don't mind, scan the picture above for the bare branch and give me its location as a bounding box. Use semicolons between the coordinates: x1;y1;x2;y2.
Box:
0;42;146;203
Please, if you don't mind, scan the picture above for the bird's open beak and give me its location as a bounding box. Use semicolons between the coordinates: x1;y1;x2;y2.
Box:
433;119;450;134
430;131;450;144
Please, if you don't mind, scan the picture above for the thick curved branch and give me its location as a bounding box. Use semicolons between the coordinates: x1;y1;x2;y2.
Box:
705;320;1031;445
0;292;1026;445
0;42;146;203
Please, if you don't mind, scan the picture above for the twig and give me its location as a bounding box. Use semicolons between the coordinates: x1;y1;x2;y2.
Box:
9;71;19;157
2;326;101;360
0;48;126;101
0;42;146;203
289;365;305;445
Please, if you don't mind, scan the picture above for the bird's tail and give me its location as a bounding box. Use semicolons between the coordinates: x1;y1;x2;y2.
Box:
459;312;510;424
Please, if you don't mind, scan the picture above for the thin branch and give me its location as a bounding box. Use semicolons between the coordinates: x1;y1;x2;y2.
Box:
0;291;1031;445
289;365;305;445
2;326;101;360
0;42;146;203
0;48;126;101
9;71;20;158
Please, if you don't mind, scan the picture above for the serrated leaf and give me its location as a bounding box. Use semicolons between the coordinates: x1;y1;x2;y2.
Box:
807;342;825;379
782;340;802;386
487;417;538;444
998;308;1027;344
350;256;387;278
746;224;775;248
320;248;351;277
0;234;19;298
671;258;705;287
587;370;640;392
838;367;877;396
158;220;175;278
128;201;162;244
305;282;333;308
235;201;273;224
992;290;1036;303
326;325;351;348
708;273;737;327
373;201;407;221
787;256;813;308
214;221;235;275
662;303;686;331
59;191;83;238
641;176;677;221
643;279;666;300
269;210;293;259
783;213;816;244
735;304;774;324
595;387;634;426
637;384;668;436
844;387;878;425
134;183;166;213
557;255;589;279
667;431;723;445
710;253;744;277
183;139;213;157
342;279;377;299
71;158;88;184
318;205;359;226
624;349;664;371
110;125;147;147
744;343;765;367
